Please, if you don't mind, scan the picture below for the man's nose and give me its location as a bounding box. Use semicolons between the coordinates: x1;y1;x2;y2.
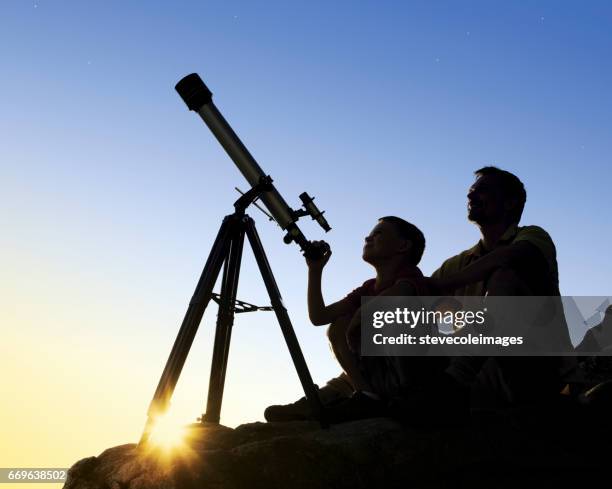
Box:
467;189;479;202
365;236;373;243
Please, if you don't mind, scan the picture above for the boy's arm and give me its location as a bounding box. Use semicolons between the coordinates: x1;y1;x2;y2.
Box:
308;267;353;325
306;241;353;326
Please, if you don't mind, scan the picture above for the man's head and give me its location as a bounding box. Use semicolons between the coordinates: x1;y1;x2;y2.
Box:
362;216;425;266
467;166;526;226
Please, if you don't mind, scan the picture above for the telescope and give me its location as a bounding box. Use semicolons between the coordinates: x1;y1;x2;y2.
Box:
139;73;329;446
175;73;330;254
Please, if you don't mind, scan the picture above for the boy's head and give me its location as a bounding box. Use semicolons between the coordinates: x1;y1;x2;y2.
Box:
362;216;425;266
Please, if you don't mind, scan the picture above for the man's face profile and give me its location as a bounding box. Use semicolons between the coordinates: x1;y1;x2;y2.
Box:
467;174;506;225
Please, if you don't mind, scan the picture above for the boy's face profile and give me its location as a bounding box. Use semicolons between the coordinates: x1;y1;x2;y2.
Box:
362;220;410;265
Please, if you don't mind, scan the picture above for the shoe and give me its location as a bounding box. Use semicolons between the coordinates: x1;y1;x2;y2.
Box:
264;395;314;422
324;391;387;424
264;383;350;422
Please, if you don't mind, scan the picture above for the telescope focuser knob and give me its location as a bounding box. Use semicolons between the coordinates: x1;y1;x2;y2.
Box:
303;240;329;260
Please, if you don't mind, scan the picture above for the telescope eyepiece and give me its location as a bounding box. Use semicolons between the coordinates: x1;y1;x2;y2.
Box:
175;73;213;111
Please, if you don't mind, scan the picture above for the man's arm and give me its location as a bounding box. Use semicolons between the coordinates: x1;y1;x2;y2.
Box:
433;241;545;293
306;241;353;326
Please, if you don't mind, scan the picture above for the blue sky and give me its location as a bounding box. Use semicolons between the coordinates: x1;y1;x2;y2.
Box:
1;0;611;471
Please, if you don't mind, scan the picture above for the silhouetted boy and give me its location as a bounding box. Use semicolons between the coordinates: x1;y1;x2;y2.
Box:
265;216;431;422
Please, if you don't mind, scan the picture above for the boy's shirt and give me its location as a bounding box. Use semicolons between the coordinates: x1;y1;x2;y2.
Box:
343;264;430;315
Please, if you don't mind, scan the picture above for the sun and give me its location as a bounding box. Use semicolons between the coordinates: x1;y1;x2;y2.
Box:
147;413;187;451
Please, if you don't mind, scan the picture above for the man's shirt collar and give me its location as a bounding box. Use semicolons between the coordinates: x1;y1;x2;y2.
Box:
465;224;519;259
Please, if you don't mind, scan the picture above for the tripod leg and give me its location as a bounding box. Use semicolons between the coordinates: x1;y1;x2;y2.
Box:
139;216;235;446
244;217;327;427
203;221;245;423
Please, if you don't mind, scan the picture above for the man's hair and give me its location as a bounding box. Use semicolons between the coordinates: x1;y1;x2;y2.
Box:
379;216;425;265
474;166;527;223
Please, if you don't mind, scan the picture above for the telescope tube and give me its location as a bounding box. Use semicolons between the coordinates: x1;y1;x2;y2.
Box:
176;73;297;231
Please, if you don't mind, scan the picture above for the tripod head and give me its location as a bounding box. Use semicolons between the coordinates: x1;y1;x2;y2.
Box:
175;73;330;258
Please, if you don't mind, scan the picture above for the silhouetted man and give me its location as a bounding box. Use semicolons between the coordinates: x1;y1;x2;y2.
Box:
431;166;573;407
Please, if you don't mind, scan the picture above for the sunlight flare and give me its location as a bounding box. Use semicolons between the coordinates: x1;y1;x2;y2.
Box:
148;413;187;451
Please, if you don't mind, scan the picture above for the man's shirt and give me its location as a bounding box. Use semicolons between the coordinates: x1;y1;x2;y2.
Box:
431;224;560;296
431;224;574;396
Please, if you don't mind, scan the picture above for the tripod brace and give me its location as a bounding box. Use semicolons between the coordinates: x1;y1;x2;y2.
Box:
139;183;327;446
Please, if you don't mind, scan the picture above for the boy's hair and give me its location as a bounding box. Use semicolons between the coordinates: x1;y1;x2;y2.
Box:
379;216;425;265
474;166;527;223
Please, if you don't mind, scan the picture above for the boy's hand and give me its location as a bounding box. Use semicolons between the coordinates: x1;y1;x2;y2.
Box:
306;241;332;270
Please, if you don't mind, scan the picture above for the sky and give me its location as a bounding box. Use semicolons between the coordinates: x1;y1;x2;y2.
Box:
1;1;611;486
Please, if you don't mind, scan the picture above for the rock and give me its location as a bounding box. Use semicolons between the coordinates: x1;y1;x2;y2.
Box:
64;412;611;489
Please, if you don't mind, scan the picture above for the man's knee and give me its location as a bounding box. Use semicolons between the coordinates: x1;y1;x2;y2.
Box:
487;266;531;295
489;266;521;283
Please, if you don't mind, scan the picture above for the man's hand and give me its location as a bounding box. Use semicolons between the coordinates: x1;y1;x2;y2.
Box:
306;240;332;271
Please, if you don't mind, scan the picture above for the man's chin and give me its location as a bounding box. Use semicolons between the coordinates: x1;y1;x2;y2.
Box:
468;213;495;226
468;210;483;223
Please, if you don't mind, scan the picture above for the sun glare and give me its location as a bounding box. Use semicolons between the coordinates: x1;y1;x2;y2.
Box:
148;414;187;451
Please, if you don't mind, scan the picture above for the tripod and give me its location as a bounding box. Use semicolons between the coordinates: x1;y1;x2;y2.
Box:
139;185;327;446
